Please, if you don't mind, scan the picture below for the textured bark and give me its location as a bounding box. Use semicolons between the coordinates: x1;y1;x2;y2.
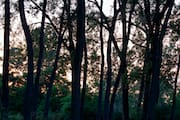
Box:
1;0;10;119
19;0;34;119
72;0;85;119
32;0;47;119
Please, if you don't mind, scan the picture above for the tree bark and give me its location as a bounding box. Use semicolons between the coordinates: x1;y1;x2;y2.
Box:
19;0;34;119
142;1;174;119
137;43;150;115
43;35;63;119
103;32;112;120
43;5;65;119
72;0;85;119
32;0;47;119
2;0;10;119
170;54;180;120
80;39;88;119
121;1;129;120
96;0;104;119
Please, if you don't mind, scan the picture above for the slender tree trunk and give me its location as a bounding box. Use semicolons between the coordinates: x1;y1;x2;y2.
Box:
1;0;10;119
109;65;122;120
19;0;34;119
170;54;180;120
43;35;63;119
109;1;135;119
121;1;129;120
142;33;154;120
72;0;85;119
80;40;88;119
32;0;47;119
137;42;150;115
43;6;65;118
103;32;112;120
96;0;104;119
141;0;153;118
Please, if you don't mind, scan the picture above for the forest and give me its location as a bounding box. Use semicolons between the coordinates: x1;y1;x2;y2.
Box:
0;0;180;120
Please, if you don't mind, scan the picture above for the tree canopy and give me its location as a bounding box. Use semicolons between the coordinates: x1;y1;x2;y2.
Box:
0;0;180;120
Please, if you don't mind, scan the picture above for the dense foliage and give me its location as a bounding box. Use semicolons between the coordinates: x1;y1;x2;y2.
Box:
0;0;179;120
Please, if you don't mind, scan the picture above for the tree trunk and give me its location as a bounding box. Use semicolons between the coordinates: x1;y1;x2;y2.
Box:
140;39;152;120
80;40;88;119
19;0;34;119
43;35;63;119
33;0;47;119
109;65;122;120
96;0;104;119
170;54;180;120
137;42;150;116
121;1;129;120
103;32;112;120
72;0;85;119
2;0;10;119
145;0;174;119
43;5;65;118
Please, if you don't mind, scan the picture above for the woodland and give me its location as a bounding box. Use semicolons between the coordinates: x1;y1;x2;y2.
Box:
0;0;180;120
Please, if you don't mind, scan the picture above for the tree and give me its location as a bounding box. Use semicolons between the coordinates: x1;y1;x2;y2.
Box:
1;0;10;119
43;2;66;119
141;0;175;119
0;0;179;119
88;1;136;119
109;1;136;120
170;54;180;120
32;0;47;119
71;0;85;119
19;0;34;119
80;35;88;119
96;0;104;120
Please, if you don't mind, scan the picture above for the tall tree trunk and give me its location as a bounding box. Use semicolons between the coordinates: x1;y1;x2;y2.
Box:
96;0;104;119
80;40;88;119
72;0;85;119
2;0;10;119
32;0;47;119
43;35;63;119
142;46;152;120
19;0;34;119
141;0;154;117
121;1;129;120
43;5;65;119
137;43;150;116
103;32;112;120
109;1;135;119
109;65;122;120
170;54;180;120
